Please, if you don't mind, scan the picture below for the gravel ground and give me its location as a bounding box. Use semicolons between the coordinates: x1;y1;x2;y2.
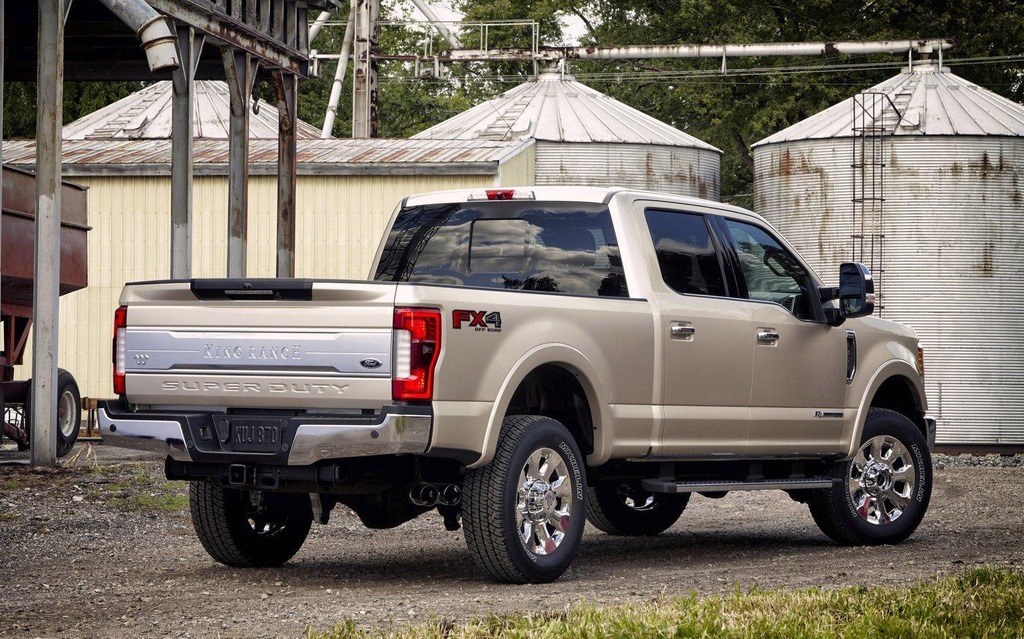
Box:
1;443;1022;639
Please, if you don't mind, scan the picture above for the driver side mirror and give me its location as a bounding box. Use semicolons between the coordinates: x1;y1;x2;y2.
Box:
820;262;875;325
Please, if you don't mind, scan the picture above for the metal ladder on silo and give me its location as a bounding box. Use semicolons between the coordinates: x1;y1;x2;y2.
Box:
851;92;906;315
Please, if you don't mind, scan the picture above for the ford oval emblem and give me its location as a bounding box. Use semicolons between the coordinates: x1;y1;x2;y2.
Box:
360;358;383;369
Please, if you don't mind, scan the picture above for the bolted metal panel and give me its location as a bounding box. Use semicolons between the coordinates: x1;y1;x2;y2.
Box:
754;134;1024;445
535;142;720;200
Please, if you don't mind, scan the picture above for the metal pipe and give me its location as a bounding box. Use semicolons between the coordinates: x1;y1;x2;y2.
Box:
448;38;955;62
308;9;332;43
96;0;180;72
321;1;355;138
408;0;460;49
170;27;204;279
32;0;65;466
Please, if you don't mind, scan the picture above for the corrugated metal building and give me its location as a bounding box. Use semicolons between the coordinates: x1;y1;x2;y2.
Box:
3;81;534;401
752;61;1024;446
414;69;722;199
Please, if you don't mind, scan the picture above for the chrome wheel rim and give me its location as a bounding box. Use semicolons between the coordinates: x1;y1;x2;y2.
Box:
516;447;574;556
58;390;77;438
849;435;916;525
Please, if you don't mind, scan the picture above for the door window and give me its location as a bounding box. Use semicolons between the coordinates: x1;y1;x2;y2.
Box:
645;209;727;297
722;219;814;320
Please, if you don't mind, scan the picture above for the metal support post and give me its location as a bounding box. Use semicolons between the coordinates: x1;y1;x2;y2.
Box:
352;0;379;138
170;26;205;279
274;71;297;278
32;0;65;466
221;48;257;278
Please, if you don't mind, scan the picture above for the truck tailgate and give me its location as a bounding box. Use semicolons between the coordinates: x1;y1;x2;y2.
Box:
120;279;398;410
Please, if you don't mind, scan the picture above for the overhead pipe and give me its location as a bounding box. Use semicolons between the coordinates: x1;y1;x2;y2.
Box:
309;10;332;43
409;0;460;49
97;0;180;72
447;38;955;62
321;1;356;138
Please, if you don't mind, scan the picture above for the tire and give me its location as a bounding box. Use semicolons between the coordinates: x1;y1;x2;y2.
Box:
462;415;587;584
586;484;688;536
808;407;931;545
189;480;313;567
55;369;81;458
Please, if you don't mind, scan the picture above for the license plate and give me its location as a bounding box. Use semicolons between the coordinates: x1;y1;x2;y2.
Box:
230;420;282;453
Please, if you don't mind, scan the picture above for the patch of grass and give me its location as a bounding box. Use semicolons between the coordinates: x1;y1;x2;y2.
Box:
307;567;1024;639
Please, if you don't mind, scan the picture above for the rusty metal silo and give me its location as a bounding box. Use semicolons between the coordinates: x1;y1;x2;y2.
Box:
753;60;1024;447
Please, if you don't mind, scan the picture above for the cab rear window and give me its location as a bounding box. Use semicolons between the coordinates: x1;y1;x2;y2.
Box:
374;201;629;298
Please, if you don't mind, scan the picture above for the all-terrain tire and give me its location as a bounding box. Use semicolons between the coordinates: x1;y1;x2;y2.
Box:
808;407;931;545
189;481;313;567
587;485;688;536
462;415;587;584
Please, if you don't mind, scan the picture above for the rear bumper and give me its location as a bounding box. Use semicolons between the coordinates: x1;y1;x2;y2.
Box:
98;401;431;465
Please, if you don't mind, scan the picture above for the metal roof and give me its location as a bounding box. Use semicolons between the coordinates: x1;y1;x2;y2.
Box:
1;137;532;176
755;61;1024;146
413;69;721;152
62;81;322;141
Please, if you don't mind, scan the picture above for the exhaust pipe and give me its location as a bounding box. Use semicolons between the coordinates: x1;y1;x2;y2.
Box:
409;483;461;508
97;0;180;72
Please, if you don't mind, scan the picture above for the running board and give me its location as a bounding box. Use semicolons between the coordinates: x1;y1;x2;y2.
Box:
641;477;837;494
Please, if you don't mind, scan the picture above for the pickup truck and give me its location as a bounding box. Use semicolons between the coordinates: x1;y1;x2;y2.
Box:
99;187;935;584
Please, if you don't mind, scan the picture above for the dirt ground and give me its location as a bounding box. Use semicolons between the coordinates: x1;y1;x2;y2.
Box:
1;443;1022;639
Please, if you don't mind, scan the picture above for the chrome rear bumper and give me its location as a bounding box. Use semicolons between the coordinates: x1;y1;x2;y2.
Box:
98;404;431;465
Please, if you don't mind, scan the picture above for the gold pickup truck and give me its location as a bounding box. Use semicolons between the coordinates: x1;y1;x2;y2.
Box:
100;187;934;583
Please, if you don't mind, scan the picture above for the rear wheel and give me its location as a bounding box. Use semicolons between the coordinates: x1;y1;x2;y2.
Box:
587;484;688;536
189;481;313;567
462;415;587;583
808;408;931;545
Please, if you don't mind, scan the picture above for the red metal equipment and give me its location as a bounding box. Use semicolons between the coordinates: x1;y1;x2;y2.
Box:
1;165;89;456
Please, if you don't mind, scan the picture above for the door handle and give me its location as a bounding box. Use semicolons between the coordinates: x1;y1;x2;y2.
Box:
757;328;780;345
671;322;695;340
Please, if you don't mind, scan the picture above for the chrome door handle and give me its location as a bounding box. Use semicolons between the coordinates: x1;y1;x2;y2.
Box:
671;322;695;340
757;328;780;345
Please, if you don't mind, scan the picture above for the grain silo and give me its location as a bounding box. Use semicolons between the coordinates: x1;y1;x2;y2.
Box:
414;68;722;199
753;60;1024;447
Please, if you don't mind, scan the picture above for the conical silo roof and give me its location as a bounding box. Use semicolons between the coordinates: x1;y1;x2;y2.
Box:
413;69;720;152
755;61;1024;146
62;80;322;141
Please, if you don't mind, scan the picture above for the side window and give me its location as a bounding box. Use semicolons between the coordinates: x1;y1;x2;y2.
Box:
722;219;813;320
645;209;726;297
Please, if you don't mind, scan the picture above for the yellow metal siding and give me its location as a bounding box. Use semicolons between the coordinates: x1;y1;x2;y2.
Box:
497;144;536;187
17;171;498;401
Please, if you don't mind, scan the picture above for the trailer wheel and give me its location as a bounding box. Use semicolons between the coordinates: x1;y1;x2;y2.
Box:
55;369;82;457
189;480;313;567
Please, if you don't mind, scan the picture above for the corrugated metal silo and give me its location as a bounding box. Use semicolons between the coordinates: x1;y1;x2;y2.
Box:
414;69;722;199
753;60;1024;446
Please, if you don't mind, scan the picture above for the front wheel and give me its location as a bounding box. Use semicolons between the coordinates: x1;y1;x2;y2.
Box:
808;408;931;545
189;481;313;567
587;484;688;536
462;415;587;584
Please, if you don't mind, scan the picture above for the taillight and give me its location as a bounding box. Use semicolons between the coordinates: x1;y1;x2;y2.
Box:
393;308;441;401
112;306;127;395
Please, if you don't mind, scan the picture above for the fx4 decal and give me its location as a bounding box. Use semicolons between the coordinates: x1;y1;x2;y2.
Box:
452;309;503;332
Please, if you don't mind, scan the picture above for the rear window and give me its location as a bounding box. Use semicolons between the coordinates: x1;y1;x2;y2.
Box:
374;201;629;298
